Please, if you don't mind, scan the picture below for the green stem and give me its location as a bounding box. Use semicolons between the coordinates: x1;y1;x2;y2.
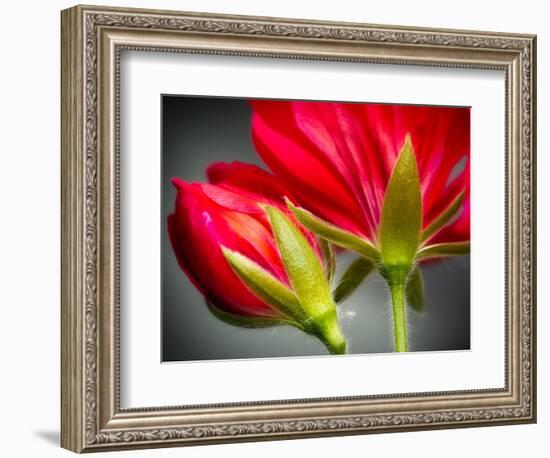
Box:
389;280;408;352
312;311;347;355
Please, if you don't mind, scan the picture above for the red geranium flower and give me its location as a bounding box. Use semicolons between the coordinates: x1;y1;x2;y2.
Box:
169;163;295;317
250;100;469;247
250;100;470;352
168;162;346;354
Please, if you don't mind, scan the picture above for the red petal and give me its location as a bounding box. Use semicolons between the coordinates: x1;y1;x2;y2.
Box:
250;100;471;246
207;161;291;205
415;107;471;226
430;160;470;243
292;102;386;236
167;213;207;296
201;182;265;215
168;181;280;317
250;100;373;239
222;209;289;283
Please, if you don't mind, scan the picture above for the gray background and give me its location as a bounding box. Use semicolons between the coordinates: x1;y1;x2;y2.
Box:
161;95;470;362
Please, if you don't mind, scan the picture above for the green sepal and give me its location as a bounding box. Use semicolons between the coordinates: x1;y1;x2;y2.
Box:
222;247;308;323
416;241;470;260
379;134;422;270
310;314;347;355
264;205;336;319
421;191;466;243
406;266;425;313
264;205;346;354
285;198;379;261
333;257;375;303
205;301;301;329
319;238;335;284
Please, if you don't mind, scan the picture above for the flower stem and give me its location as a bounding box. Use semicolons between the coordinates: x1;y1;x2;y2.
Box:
389;280;408;352
313;311;347;355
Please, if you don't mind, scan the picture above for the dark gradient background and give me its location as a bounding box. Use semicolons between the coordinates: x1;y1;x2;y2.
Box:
161;95;470;362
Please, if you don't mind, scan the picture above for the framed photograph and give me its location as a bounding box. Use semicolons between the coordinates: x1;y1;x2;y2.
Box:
61;4;537;453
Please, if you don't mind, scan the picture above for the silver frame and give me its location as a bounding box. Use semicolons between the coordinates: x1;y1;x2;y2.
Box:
61;4;536;453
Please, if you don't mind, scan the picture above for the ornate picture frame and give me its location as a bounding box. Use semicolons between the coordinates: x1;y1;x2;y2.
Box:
61;4;536;453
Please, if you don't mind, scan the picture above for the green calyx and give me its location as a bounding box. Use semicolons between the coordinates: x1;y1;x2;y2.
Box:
222;247;308;324
421;192;465;243
221;206;346;355
205;300;303;330
286;198;379;262
417;241;470;259
264;205;346;354
333;256;375;304
406;266;425;314
379;134;422;272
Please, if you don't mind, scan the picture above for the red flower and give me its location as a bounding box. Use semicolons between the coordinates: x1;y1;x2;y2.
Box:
250;100;469;246
167;162;321;319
